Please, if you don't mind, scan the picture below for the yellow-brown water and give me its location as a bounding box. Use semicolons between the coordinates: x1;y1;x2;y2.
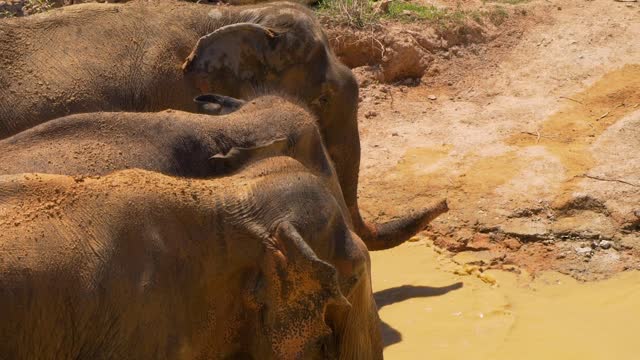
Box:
372;242;640;360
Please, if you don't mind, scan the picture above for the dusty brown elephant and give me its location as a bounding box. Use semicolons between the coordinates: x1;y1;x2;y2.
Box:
0;94;448;250
0;0;443;250
0;157;382;359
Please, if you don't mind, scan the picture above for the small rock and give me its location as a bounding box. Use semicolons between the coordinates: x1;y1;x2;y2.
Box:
427;94;437;100
501;264;520;273
391;132;399;137
364;110;378;119
408;236;421;242
575;246;594;257
453;264;482;276
599;240;613;250
478;272;497;286
467;233;492;251
503;238;522;250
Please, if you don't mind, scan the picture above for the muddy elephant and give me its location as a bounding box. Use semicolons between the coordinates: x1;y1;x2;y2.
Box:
0;0;360;236
0;0;445;249
0;94;448;250
0;157;382;359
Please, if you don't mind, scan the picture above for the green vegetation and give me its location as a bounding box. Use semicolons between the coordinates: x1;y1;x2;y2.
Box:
385;2;451;21
317;0;513;28
317;0;379;28
383;1;510;27
486;6;509;25
484;0;529;4
0;10;16;18
22;0;54;14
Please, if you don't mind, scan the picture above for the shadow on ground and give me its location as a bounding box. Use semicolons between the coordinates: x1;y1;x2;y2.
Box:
374;283;463;348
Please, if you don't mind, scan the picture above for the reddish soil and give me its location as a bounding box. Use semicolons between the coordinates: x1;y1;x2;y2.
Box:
327;0;640;280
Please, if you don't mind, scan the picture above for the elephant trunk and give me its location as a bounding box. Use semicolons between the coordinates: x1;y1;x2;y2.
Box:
350;199;448;251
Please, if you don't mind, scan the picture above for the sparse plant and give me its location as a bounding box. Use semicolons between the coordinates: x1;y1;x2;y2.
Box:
484;0;529;4
487;6;508;25
385;2;449;21
0;10;17;18
316;0;513;29
317;0;379;28
22;0;54;16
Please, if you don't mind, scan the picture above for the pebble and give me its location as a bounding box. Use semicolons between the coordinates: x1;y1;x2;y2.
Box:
478;272;497;286
364;110;378;119
575;246;594;257
427;94;437;100
599;240;613;250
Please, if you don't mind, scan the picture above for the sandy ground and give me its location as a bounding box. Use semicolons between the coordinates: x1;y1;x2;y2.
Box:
355;0;640;357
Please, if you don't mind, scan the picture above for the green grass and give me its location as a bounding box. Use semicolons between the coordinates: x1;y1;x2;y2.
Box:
386;2;450;21
486;6;509;25
317;0;379;28
484;0;529;4
384;2;509;26
0;10;16;18
317;0;513;28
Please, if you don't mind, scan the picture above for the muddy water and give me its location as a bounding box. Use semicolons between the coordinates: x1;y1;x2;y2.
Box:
371;242;640;360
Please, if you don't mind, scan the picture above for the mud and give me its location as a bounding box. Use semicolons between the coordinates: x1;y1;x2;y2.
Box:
372;241;640;359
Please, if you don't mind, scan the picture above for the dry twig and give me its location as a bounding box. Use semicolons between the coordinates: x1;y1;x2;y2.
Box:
596;103;625;121
559;96;583;104
521;131;541;143
596;111;610;121
578;174;640;188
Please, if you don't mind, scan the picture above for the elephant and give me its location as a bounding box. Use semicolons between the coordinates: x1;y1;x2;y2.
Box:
0;0;445;249
0;94;449;250
0;157;382;359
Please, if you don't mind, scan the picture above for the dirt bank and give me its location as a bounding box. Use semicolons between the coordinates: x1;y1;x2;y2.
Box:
355;0;640;280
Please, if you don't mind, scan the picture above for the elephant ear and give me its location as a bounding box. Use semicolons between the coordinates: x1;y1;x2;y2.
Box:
209;137;290;174
194;94;246;115
182;23;317;79
269;222;350;307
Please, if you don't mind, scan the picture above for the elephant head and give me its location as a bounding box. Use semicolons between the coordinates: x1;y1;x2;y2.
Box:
182;5;448;251
239;157;384;359
243;221;348;359
180;12;365;242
